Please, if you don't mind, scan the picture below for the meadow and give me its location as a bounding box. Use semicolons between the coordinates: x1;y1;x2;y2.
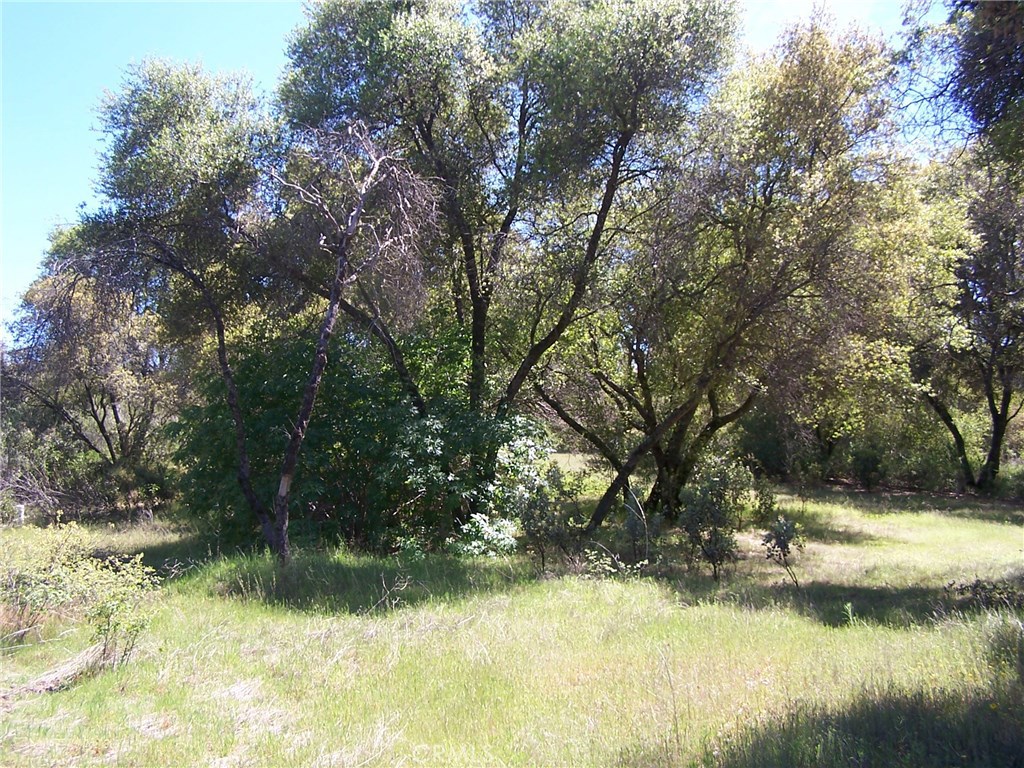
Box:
2;488;1022;767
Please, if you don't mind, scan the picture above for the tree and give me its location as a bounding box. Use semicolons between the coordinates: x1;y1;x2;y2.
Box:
69;61;434;561
901;1;1024;168
912;151;1024;491
746;170;966;490
947;0;1024;167
953;157;1024;486
5;277;162;470
260;127;433;561
72;60;293;550
2;238;175;513
1;266;176;518
280;0;737;515
538;21;899;530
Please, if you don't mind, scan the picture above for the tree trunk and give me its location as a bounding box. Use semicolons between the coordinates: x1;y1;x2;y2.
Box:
498;129;635;414
645;467;681;523
976;418;1006;490
270;154;385;564
976;378;1014;491
923;391;978;490
645;391;757;525
140;236;278;553
646;438;686;523
534;382;624;474
585;392;704;534
215;310;278;554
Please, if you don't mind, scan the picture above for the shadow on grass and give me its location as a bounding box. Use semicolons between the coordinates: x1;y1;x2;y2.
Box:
187;549;533;616
777;504;879;546
133;533;220;576
708;682;1023;768
785;581;949;627
658;576;951;628
661;567;1024;629
91;525;221;579
619;680;1023;768
789;484;1024;525
619;614;1024;767
93;520;535;615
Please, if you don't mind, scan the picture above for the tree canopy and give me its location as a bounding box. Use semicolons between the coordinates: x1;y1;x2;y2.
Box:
2;0;1021;561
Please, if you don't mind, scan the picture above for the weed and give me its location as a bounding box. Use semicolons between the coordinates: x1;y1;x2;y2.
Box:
575;544;651;580
946;578;1024;611
0;522;157;664
981;612;1024;683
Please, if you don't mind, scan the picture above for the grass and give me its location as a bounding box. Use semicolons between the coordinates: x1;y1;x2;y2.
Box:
1;488;1022;767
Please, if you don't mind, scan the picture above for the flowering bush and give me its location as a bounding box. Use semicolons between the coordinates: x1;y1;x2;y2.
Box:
447;513;519;557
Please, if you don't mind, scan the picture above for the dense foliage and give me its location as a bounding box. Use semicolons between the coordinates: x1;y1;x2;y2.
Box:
2;0;1021;562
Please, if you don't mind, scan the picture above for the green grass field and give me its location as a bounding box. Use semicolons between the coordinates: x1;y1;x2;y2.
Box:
2;488;1022;767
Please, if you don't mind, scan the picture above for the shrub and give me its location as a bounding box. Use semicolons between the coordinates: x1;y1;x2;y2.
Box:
516;463;587;570
946;578;1024;611
678;457;752;579
851;443;885;490
993;461;1024;502
447;513;519;558
175;325;565;553
751;475;778;526
762;514;804;587
1;522;157;664
735;407;795;478
570;544;650;580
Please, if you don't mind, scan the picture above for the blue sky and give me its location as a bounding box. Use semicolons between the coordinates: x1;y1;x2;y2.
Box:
0;0;923;339
1;0;305;337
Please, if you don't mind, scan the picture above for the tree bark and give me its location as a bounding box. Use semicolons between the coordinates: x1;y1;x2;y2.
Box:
586;388;756;534
499;128;636;414
270;152;386;564
922;391;977;490
585;390;705;534
534;381;624;474
138;234;277;553
976;368;1016;490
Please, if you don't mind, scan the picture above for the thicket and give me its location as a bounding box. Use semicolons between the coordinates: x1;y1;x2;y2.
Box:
734;395;1024;497
1;521;157;665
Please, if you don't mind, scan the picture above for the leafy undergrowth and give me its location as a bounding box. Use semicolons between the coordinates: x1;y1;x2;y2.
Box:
1;523;157;668
0;490;1022;767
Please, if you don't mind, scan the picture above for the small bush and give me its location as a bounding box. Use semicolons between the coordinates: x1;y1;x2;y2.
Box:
946;578;1024;611
851;444;885;489
993;462;1024;502
447;513;519;558
518;463;587;569
762;515;804;587
1;522;157;664
678;457;752;579
573;545;649;580
751;475;778;527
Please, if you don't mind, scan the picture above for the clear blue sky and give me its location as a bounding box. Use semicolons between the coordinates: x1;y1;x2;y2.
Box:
1;0;305;338
0;0;924;340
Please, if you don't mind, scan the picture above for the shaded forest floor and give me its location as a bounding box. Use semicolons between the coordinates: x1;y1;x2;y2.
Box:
1;487;1023;767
